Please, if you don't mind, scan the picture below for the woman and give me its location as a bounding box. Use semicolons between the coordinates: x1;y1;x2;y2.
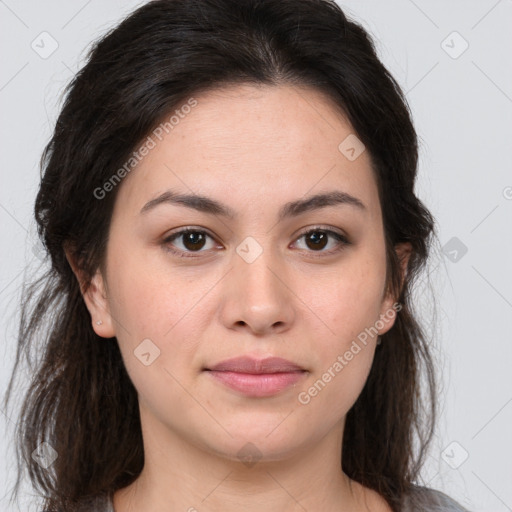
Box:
4;0;470;511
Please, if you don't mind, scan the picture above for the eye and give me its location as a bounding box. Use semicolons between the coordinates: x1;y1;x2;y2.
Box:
162;228;219;257
292;227;350;256
162;226;351;258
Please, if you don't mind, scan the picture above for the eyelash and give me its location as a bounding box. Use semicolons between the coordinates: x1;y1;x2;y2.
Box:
162;226;351;259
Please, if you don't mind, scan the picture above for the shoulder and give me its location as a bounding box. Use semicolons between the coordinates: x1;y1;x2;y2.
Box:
403;485;470;512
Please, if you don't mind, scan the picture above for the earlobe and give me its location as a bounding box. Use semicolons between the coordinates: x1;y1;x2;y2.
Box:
86;270;117;338
64;247;116;338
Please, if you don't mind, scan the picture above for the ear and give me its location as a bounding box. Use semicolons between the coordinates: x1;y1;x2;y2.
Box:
64;247;116;338
377;242;412;336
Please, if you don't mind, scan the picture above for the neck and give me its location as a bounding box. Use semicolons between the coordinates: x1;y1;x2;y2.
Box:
112;404;382;512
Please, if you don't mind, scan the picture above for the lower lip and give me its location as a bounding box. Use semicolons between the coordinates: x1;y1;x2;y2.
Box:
206;370;306;397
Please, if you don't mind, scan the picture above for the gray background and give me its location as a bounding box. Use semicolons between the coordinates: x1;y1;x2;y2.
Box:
1;1;511;510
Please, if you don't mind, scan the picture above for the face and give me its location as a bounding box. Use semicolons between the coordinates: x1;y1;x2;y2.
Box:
78;84;409;463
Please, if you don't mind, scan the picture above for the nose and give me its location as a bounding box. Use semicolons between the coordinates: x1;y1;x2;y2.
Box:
219;243;296;336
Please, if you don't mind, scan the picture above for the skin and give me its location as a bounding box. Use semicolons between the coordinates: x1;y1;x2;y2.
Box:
68;84;411;512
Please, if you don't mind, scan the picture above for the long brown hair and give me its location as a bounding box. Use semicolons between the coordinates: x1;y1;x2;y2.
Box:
3;1;439;510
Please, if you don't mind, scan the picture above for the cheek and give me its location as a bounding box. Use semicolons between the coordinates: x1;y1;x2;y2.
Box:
103;256;185;390
106;257;203;417
295;252;385;403
303;257;386;342
297;273;379;417
298;347;375;426
106;244;204;337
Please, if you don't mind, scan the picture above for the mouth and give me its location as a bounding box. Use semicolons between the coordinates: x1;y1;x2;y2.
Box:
203;356;308;398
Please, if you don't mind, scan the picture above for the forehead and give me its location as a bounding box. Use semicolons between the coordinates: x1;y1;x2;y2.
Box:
113;83;380;223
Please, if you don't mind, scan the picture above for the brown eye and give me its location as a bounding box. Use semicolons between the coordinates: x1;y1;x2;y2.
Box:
304;231;329;250
163;229;217;257
180;231;207;251
293;228;350;256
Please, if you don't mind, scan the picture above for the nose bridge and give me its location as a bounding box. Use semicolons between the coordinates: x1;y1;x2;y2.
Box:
235;235;285;303
221;235;295;333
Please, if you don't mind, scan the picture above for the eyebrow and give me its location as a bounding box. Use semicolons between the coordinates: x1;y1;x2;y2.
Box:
140;189;367;221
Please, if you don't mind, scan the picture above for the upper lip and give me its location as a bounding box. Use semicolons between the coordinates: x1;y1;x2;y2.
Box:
205;356;305;374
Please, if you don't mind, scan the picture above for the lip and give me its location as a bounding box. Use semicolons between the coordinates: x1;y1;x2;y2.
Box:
204;356;307;397
206;356;305;374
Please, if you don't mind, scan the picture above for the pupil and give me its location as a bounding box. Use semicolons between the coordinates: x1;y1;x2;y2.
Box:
307;231;327;250
185;232;205;250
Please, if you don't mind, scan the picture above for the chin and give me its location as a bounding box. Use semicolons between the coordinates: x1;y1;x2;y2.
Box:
199;422;312;463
